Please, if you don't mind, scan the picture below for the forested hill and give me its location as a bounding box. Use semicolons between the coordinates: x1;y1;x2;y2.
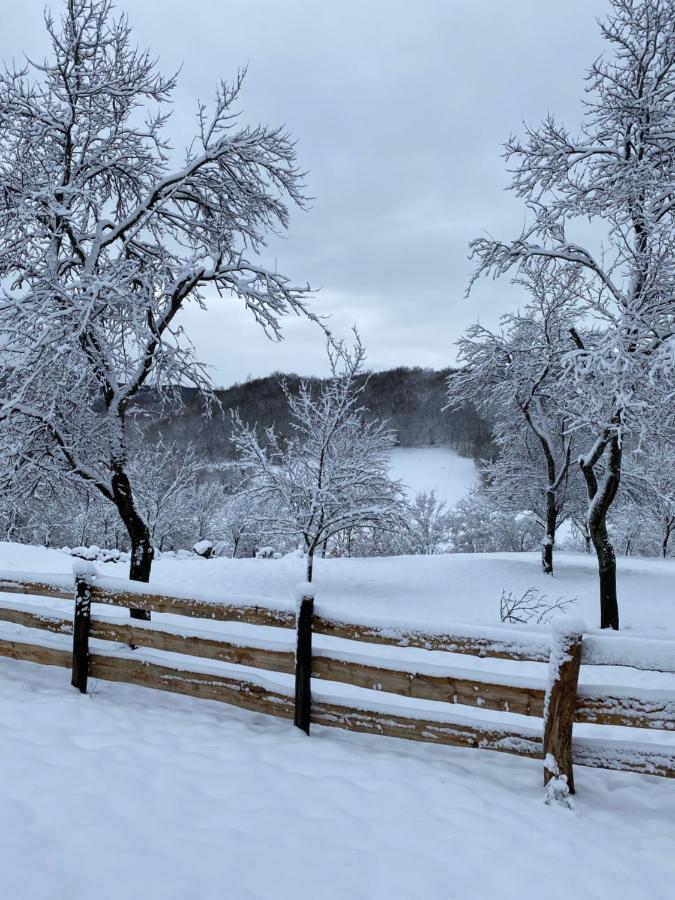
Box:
134;367;493;463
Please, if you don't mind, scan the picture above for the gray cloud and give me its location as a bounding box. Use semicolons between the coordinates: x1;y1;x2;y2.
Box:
0;0;610;385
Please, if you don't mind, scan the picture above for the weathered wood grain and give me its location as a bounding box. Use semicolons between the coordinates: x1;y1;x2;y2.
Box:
311;699;542;758
0;601;295;672
576;688;675;731
574;740;675;779
543;626;583;794
91;585;296;629
312;654;545;717
89;619;295;673
0;579;72;601
88;653;295;718
313;615;550;663
0;603;72;634
0;637;71;669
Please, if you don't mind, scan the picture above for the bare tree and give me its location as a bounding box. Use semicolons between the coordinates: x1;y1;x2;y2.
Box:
0;1;315;613
232;336;405;581
468;0;675;628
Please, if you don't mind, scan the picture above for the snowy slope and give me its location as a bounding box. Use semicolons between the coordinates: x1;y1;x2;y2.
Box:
387;446;477;506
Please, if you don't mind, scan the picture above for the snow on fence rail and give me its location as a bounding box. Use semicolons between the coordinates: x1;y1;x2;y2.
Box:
0;569;673;790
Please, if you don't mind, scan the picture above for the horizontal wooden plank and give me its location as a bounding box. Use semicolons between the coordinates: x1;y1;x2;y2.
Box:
89;619;295;674
312;654;545;717
313;614;550;663
0;601;295;673
574;739;675;779
311;699;542;758
0;636;71;669
91;585;296;629
0;602;73;635
0;578;72;602
576;688;675;731
88;653;295;719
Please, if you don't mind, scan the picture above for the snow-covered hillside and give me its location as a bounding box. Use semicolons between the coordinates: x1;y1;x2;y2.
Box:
388;446;477;506
1;543;674;899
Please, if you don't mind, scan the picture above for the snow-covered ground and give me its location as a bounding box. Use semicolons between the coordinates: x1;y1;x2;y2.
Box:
1;542;674;899
4;540;670;635
387;446;477;506
2;657;674;900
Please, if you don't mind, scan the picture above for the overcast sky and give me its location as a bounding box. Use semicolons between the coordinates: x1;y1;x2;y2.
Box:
1;0;611;386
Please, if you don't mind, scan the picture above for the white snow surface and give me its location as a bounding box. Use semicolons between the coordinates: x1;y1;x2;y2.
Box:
387;446;477;505
1;542;675;898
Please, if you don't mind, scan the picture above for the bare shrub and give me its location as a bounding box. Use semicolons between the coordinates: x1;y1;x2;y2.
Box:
499;588;577;625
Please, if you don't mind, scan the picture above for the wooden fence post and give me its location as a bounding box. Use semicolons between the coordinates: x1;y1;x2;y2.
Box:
71;574;93;694
543;617;584;794
294;593;314;735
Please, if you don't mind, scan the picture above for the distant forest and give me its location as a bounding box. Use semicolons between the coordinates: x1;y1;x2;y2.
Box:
132;367;494;463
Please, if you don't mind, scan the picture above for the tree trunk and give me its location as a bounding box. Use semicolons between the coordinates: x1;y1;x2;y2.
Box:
541;495;557;574
306;548;315;583
111;464;154;620
592;524;618;629
662;522;673;559
541;482;558;575
542;536;554;574
580;433;621;631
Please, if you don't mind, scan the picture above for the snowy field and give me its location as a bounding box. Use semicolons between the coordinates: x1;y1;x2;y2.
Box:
3;539;670;635
1;543;675;899
388;446;477;506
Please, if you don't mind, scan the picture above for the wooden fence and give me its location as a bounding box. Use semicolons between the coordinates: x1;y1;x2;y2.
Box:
0;568;673;792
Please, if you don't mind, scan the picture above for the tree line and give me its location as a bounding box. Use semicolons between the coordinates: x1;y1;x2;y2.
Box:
133;366;493;463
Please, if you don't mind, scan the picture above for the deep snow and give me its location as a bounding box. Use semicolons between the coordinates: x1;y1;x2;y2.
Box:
0;542;674;899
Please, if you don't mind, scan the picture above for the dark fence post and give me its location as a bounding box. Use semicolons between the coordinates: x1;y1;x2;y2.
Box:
294;593;314;735
72;574;93;694
543;618;584;795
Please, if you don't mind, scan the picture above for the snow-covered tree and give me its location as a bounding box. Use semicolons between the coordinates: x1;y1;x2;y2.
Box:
468;0;675;628
446;489;541;554
622;431;675;557
212;489;279;559
0;0;315;613
448;266;581;573
232;337;405;581
404;491;453;555
129;444;204;551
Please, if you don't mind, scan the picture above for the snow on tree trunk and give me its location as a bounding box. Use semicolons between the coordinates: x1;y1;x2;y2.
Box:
112;465;154;619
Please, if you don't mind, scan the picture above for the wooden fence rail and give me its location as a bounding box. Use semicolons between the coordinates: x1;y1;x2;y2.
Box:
0;569;672;793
